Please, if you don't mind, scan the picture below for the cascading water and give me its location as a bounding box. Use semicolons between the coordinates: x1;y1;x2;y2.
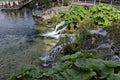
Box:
54;21;66;31
39;44;64;67
39;21;67;39
39;21;69;67
40;27;120;67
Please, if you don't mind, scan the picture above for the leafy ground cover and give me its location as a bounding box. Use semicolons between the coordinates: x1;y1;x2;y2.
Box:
10;53;120;80
58;4;120;29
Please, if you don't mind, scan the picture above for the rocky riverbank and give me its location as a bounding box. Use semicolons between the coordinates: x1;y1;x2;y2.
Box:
39;27;120;67
32;6;71;20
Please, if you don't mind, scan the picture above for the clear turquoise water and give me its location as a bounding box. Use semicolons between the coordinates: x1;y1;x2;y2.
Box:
0;8;55;79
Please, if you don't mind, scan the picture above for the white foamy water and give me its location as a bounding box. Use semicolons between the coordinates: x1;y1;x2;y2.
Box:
40;21;67;39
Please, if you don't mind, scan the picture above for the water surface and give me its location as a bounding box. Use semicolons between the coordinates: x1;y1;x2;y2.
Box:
0;8;55;79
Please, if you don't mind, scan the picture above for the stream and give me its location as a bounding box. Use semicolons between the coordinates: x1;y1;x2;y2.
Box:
0;8;57;80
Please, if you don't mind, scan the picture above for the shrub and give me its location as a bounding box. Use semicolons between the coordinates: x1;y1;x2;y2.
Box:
90;4;120;27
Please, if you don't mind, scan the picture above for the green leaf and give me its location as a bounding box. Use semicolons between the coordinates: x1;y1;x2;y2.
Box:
104;61;120;68
107;73;120;80
61;55;71;61
74;58;105;70
66;69;96;80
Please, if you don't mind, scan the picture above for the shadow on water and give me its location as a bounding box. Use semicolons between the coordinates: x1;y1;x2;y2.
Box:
0;8;55;80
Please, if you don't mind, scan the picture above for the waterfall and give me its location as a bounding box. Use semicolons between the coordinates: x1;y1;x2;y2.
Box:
40;21;67;39
54;21;65;31
40;27;120;67
39;44;64;67
39;21;68;67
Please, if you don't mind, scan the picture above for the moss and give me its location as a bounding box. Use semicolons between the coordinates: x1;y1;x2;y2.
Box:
111;20;120;54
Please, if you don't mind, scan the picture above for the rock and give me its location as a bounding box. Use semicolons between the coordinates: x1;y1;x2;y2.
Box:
39;28;120;67
105;55;120;61
112;20;120;54
39;44;64;67
82;28;114;59
111;55;120;61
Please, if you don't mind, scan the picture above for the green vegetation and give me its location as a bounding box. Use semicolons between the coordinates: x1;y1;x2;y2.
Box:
10;53;120;80
57;4;120;30
111;20;120;54
10;4;120;80
44;0;52;7
90;4;120;27
36;4;120;33
37;4;120;33
59;6;89;24
58;6;90;33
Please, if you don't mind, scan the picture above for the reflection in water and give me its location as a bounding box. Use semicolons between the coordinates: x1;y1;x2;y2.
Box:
0;8;35;36
0;8;50;80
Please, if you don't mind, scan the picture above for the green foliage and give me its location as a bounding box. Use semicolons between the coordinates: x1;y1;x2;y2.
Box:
10;4;120;80
76;28;90;50
10;67;50;80
58;6;91;33
44;0;52;7
59;6;89;25
63;0;71;6
57;4;120;29
10;53;120;80
107;73;120;80
90;4;120;27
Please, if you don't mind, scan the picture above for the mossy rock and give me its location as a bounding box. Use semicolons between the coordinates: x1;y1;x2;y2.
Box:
112;20;120;54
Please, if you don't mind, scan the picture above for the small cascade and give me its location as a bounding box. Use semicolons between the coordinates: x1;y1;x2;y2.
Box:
39;44;64;67
39;34;76;67
54;21;65;31
40;21;67;39
40;28;120;67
